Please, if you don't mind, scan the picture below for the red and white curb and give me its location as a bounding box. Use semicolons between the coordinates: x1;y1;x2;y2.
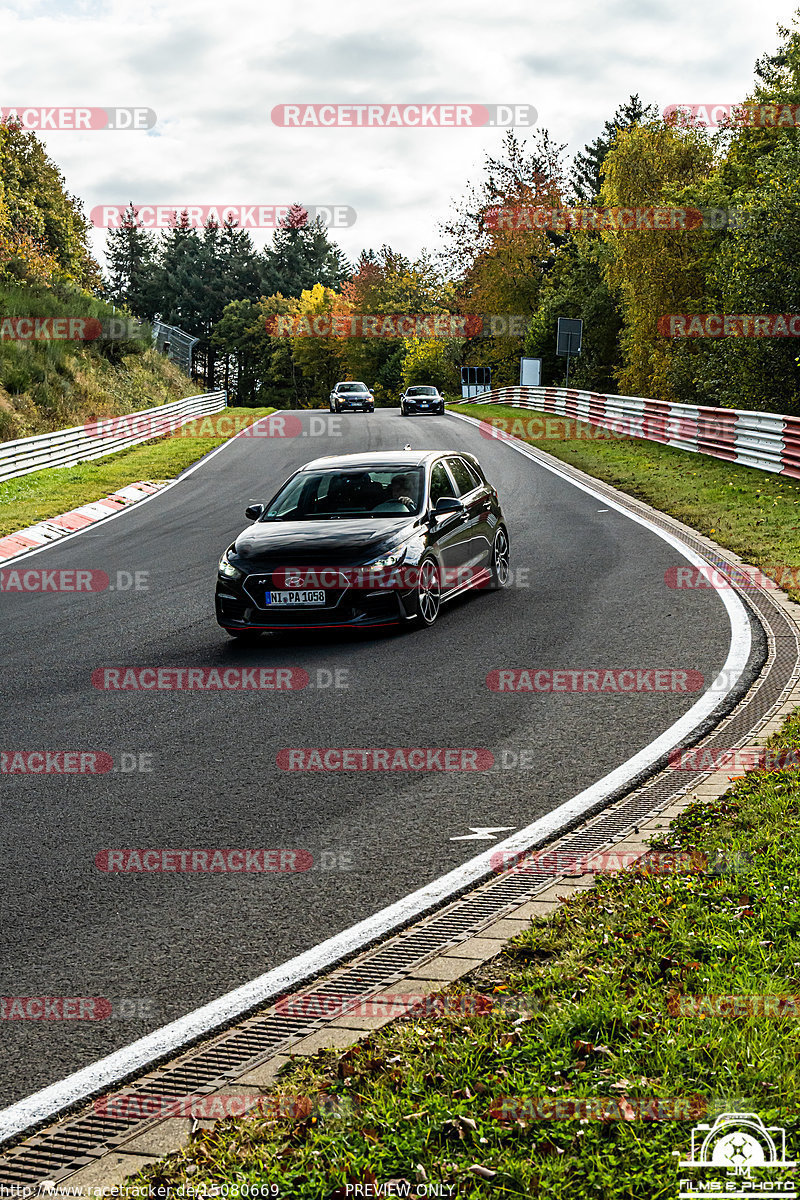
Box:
0;482;166;564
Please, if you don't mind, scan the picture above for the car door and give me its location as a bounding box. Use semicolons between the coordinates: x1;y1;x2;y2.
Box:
446;456;493;575
427;459;468;586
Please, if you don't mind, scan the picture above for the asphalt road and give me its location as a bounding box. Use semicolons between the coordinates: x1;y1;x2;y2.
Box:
0;408;744;1107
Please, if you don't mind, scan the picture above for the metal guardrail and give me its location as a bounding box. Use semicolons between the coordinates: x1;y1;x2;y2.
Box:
462;385;800;480
0;391;227;483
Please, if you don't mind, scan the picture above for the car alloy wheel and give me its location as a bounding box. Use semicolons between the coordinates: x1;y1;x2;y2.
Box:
414;556;441;626
490;526;511;588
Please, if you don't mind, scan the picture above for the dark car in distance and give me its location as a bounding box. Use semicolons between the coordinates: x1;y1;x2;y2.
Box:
400;385;445;416
215;450;510;635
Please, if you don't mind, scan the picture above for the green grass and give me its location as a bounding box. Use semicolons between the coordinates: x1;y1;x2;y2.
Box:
0;408;275;537
451;402;800;603
127;716;800;1198
0;281;193;441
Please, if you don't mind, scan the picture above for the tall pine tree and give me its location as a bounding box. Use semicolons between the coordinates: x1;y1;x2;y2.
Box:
262;204;350;296
571;95;659;203
105;203;156;313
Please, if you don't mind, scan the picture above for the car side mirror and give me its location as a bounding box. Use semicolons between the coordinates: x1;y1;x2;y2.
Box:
433;496;463;517
245;503;265;521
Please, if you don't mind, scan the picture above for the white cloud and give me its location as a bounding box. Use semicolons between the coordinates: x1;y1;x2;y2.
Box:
1;0;797;271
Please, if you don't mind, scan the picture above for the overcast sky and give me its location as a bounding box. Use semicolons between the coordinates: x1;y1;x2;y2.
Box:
1;0;798;273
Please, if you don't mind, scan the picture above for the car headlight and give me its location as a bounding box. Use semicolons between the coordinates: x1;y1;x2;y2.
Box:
365;547;407;570
218;547;244;581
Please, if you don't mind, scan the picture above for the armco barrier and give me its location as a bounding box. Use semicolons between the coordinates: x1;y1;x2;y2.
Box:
463;386;800;480
0;391;226;483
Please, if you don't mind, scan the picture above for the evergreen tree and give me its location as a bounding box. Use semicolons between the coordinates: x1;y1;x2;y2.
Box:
105;204;156;313
571;95;659;203
262;204;351;296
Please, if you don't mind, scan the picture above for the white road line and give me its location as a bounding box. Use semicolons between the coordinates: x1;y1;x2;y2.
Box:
0;410;753;1145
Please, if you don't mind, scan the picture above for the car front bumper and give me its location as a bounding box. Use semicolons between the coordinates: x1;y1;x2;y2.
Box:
216;583;412;630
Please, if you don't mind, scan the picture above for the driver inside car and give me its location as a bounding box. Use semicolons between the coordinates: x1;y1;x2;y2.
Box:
374;474;417;512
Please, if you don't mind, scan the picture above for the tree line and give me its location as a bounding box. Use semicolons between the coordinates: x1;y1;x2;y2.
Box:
3;11;800;414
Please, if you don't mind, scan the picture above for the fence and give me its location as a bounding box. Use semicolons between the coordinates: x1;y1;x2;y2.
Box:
0;391;227;483
462;386;800;480
152;319;199;377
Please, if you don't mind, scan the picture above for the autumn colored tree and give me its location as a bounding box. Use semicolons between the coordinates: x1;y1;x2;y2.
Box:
287;283;346;398
600;120;715;398
441;130;568;385
0;117;100;289
337;247;451;399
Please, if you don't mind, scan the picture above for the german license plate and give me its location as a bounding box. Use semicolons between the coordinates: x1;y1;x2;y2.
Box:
265;590;326;606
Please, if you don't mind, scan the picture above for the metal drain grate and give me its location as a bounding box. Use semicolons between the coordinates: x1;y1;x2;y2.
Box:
1;472;797;1188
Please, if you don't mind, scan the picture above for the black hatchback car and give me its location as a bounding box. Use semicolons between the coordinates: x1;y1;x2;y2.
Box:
215;450;509;635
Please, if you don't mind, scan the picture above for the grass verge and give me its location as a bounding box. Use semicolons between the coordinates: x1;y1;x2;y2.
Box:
0;408;275;538
128;716;800;1198
450;402;800;603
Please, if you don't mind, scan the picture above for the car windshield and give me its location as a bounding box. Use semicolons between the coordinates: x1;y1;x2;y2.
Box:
339;383;368;392
407;386;437;396
263;467;426;520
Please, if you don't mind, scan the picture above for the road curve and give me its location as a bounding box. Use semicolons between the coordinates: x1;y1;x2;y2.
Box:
0;408;746;1107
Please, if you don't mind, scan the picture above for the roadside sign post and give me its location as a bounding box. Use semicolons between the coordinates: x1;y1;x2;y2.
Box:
519;357;542;386
556;318;583;388
461;366;492;399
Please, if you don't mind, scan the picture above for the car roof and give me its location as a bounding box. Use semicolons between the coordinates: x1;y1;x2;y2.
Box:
300;450;444;471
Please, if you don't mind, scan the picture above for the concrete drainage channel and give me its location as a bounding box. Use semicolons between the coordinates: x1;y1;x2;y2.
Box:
2;452;799;1190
